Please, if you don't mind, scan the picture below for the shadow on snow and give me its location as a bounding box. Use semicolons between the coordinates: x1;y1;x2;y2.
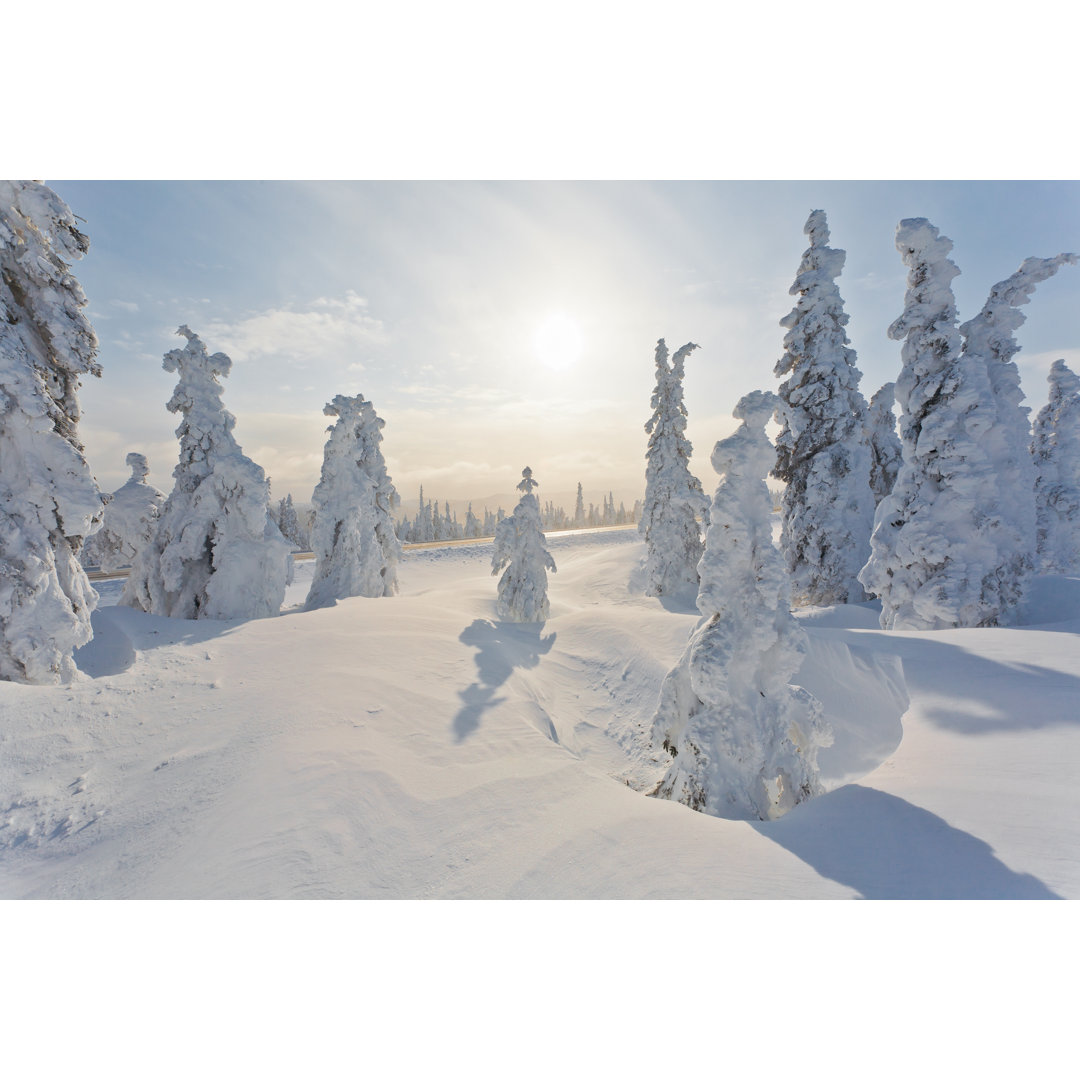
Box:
453;618;556;742
755;784;1061;899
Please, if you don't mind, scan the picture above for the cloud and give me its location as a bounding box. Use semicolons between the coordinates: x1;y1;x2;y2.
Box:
203;291;387;369
110;299;140;313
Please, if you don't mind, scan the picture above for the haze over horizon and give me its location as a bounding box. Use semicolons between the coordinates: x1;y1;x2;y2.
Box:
53;180;1079;509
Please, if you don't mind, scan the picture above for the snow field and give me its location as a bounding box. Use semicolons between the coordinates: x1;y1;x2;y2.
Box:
2;530;1078;898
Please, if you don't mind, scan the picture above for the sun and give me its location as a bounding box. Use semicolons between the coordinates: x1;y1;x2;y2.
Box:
533;313;583;371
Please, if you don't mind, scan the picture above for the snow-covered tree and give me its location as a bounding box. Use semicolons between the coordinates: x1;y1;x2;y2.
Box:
121;327;293;620
638;339;708;596
959;253;1077;604
0;181;106;684
305;393;401;609
414;487;434;543
773;210;875;606
573;482;585;529
491;466;557;622
650;391;830;821
859;219;1007;630
1032;360;1080;573
277;493;306;551
464;503;481;539
81;453;166;572
866;383;902;505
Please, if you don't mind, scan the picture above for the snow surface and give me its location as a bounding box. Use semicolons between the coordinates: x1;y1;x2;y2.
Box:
2;528;1077;899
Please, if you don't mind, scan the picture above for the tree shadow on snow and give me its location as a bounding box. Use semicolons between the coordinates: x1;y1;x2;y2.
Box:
453;619;556;742
825;629;1080;735
755;784;1061;899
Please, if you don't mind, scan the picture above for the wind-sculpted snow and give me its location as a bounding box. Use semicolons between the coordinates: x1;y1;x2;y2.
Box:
650;391;831;820
305;393;401;609
121;327;292;620
0;181;106;684
5;529;1080;898
774;210;875;606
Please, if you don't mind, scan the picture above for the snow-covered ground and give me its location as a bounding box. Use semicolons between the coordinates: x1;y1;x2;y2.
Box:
2;528;1078;899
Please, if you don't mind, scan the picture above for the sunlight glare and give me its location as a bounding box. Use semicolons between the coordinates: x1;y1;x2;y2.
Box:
533;313;583;371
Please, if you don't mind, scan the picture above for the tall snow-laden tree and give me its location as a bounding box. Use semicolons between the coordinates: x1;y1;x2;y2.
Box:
773;210;875;606
0;181;106;684
1032;360;1080;574
650;391;830;820
638;339;708;596
305;393;401;609
121;327;293;620
959;253;1077;606
859;219;1007;630
573;482;585;528
491;466;557;622
866;383;902;505
81;453;166;573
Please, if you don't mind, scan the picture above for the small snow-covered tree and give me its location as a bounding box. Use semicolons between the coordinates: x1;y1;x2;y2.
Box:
0;181;106;683
638;339;708;596
491;466;557;622
866;383;902;505
859;219;1006;630
305;393;401;609
1032;360;1080;574
414;487;434;542
121;327;292;620
81;453;166;572
959;253;1077;605
277;493;305;550
650;391;830;820
773;210;875;606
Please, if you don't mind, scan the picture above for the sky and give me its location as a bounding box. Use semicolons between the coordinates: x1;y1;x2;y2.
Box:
48;180;1080;512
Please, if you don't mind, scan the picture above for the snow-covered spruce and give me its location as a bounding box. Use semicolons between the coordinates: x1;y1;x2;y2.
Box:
305;393;401;609
650;391;830;821
859;219;1011;630
0;181;106;684
1032;360;1080;574
277;493;308;551
491;467;556;622
638;339;708;597
121;327;292;620
81;453;166;573
866;383;902;505
959;254;1077;607
773;210;875;606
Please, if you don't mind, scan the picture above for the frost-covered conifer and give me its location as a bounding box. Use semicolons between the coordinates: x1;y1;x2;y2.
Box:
305;393;401;609
638;339;708;596
859;220;1007;630
573;482;585;529
959;254;1077;604
0;181;106;683
773;210;875;606
464;503;481;539
82;453;166;573
651;391;830;820
1032;360;1080;573
277;494;305;551
122;327;292;620
491;466;556;622
415;487;434;543
866;383;902;505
